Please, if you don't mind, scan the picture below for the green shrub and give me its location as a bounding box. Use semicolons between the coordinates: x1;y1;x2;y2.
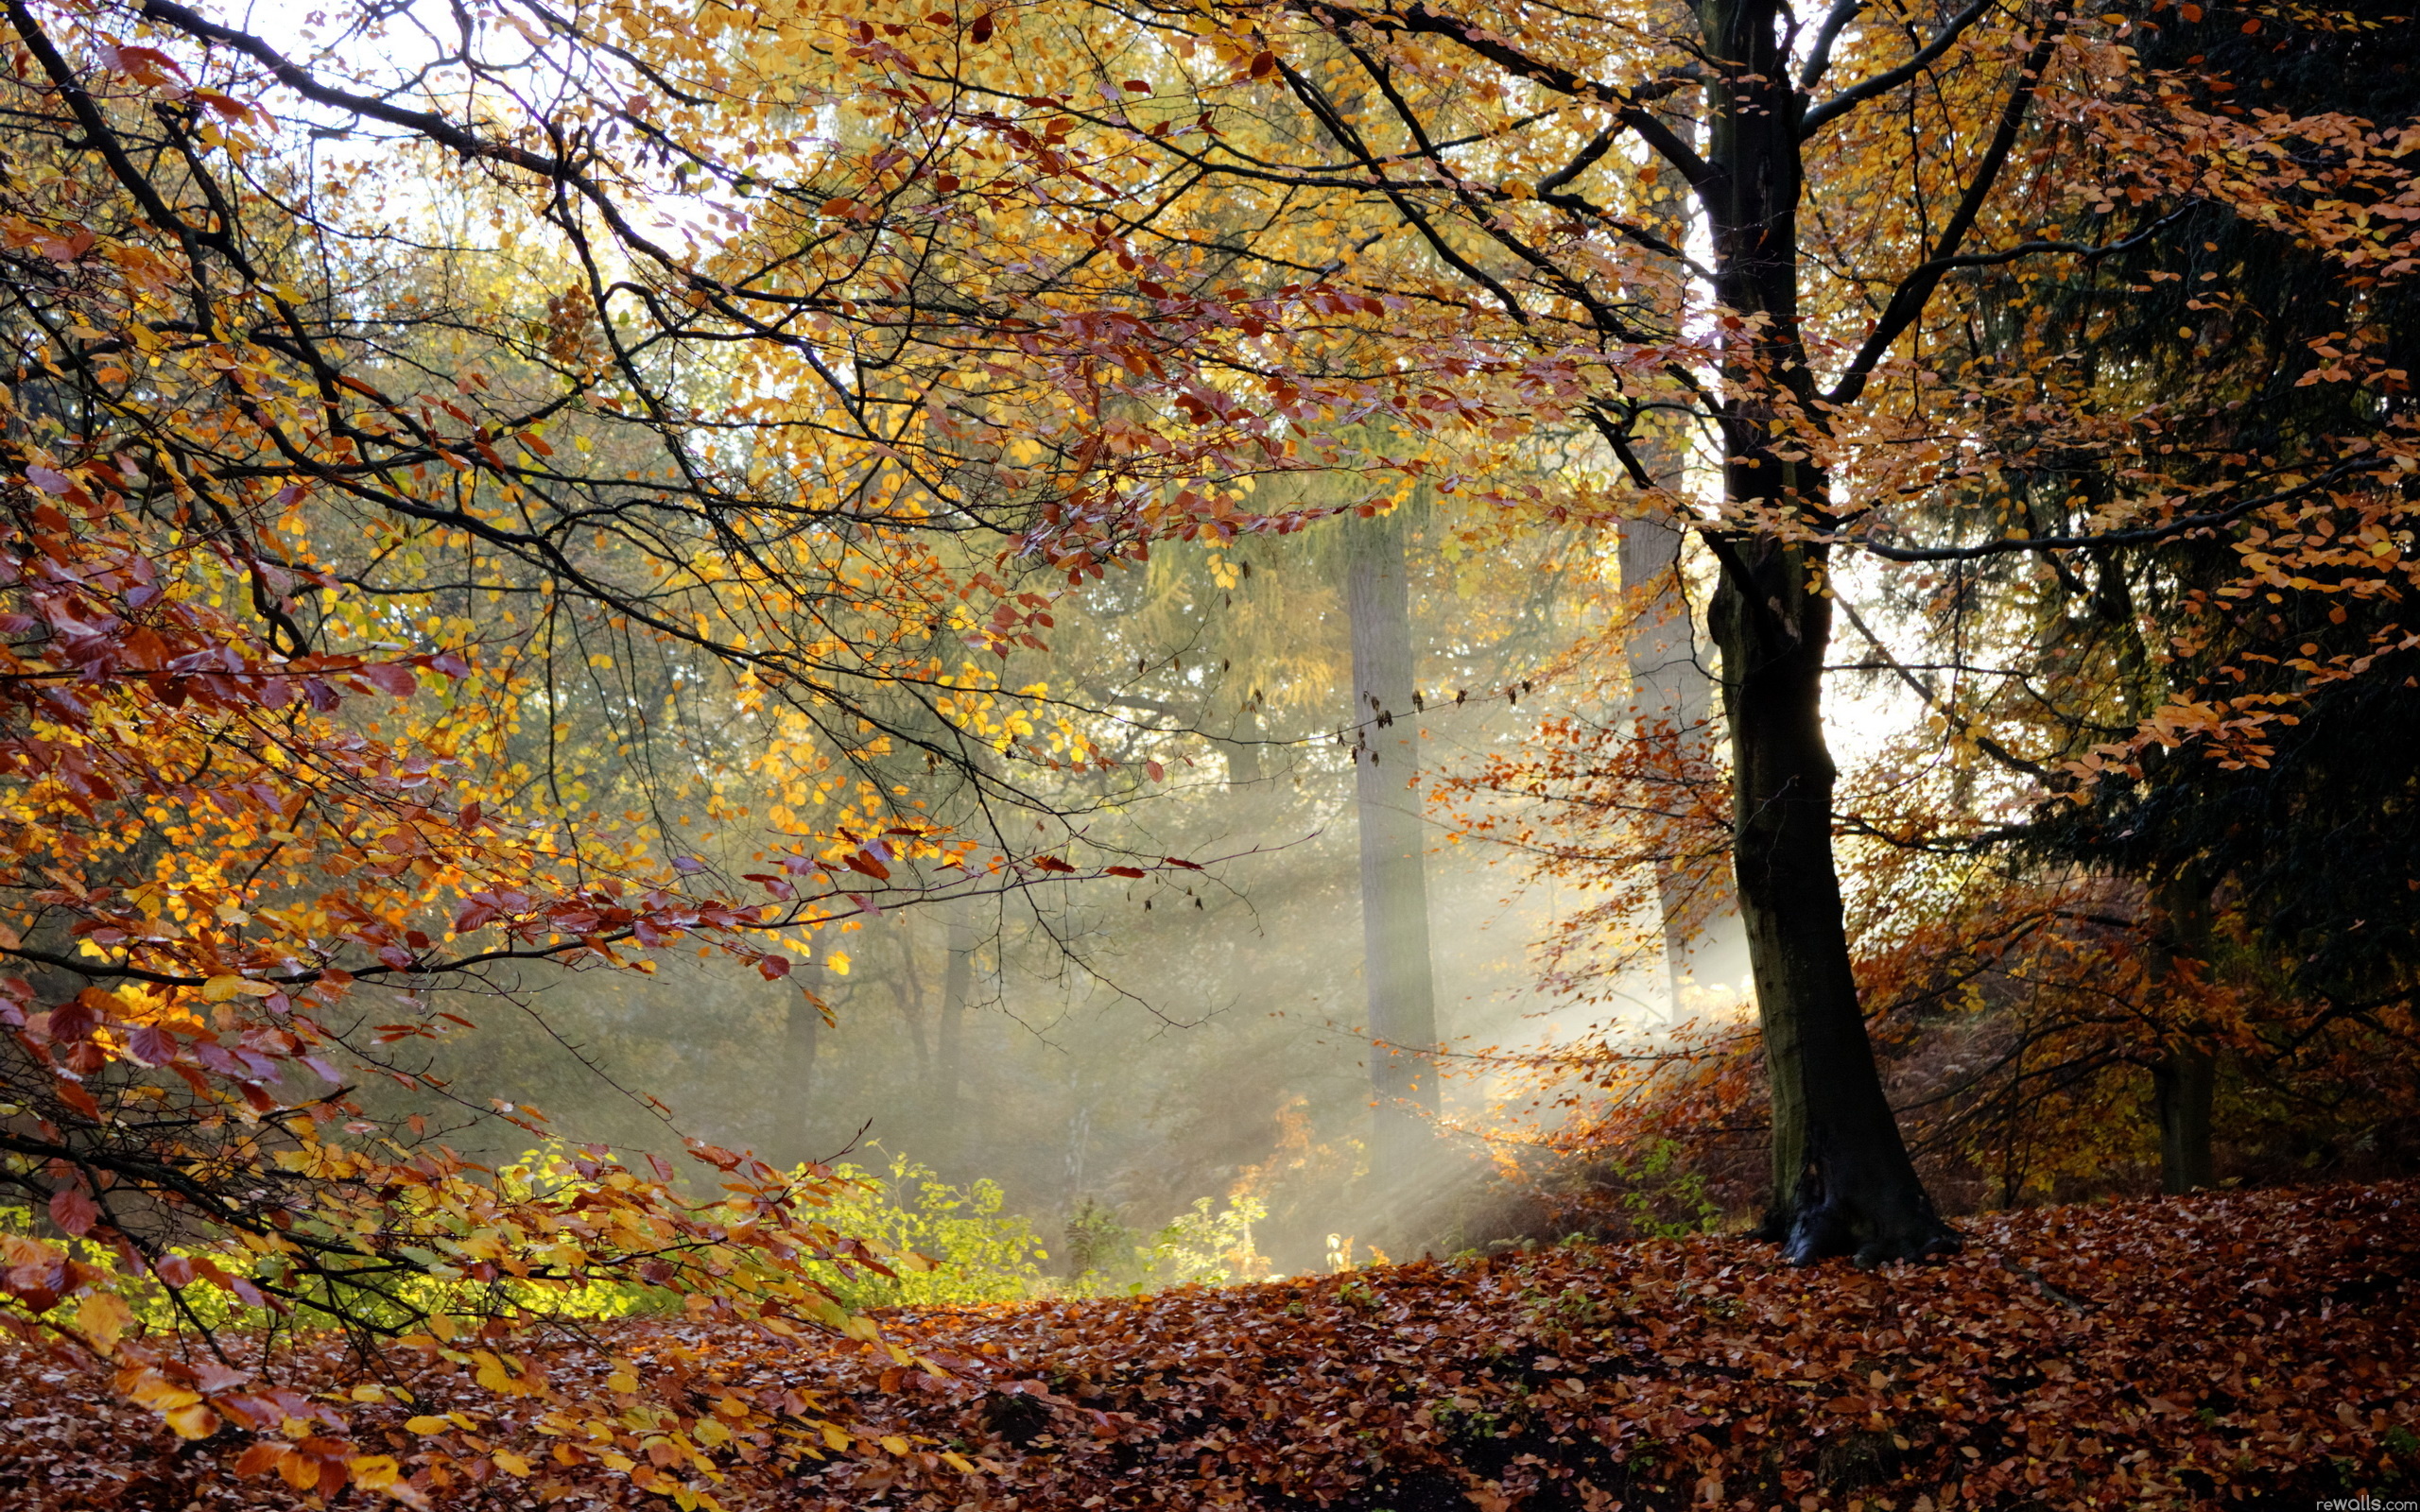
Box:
801;1152;1049;1309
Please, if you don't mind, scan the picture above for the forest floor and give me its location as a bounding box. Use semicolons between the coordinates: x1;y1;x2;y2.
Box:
1;1180;2413;1512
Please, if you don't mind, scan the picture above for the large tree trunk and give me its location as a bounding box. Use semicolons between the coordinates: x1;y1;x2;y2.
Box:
1710;541;1954;1263
1345;509;1442;1189
1616;507;1751;1021
1700;0;1957;1263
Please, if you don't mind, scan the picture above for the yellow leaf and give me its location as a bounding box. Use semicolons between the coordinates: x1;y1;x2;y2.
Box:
406;1415;451;1435
350;1454;403;1490
118;1367;200;1416
819;1420;850;1451
492;1451;531;1477
941;1451;976;1473
878;1435;910;1455
165;1401;222;1439
473;1349;540;1396
825;951;850;975
77;1291;133;1353
201;973;277;1001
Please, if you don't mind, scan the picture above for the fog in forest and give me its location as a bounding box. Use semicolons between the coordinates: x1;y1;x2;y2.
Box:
372;493;1741;1280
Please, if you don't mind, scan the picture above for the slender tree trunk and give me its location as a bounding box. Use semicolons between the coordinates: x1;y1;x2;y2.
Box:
1220;701;1267;786
778;959;825;1168
2153;1051;2216;1194
1617;506;1750;1020
2149;871;2217;1194
1700;0;1956;1263
934;896;974;1169
1345;509;1441;1188
891;939;931;1075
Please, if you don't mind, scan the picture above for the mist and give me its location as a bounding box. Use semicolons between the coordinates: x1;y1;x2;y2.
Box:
369;493;1705;1282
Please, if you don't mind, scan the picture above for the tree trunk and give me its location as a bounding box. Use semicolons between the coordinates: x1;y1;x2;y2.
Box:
891;938;931;1075
778;959;825;1168
2153;1050;2216;1194
1617;507;1750;1020
1220;701;1267;786
934;896;974;1170
1345;509;1442;1188
1700;0;1957;1263
1710;542;1953;1263
2149;871;2217;1194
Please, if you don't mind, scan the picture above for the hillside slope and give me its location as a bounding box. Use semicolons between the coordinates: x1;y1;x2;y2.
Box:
2;1182;2412;1510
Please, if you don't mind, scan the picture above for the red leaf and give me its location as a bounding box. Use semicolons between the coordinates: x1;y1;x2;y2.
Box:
126;1024;177;1066
49;1186;100;1237
193;1359;251;1393
969;11;994;42
358;662;417;697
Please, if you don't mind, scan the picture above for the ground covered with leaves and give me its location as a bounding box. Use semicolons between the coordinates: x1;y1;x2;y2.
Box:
1;1181;2412;1511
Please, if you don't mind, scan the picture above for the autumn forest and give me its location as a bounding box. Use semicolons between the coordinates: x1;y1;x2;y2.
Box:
0;0;2415;1504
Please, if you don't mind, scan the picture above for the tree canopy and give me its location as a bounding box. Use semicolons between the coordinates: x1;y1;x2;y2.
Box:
1;0;2416;1499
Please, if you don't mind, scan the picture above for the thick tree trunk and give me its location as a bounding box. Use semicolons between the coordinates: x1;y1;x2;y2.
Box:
1710;541;1955;1263
1345;509;1442;1188
1616;507;1750;1020
1699;0;1956;1262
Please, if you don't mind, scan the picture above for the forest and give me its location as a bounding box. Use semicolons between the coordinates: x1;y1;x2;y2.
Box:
0;0;2413;1504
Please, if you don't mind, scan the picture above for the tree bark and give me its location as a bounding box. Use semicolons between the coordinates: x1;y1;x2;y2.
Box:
1345;509;1442;1188
1710;541;1953;1263
1699;0;1957;1263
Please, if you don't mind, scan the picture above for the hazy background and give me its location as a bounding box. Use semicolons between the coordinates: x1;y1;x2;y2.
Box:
371;496;1706;1277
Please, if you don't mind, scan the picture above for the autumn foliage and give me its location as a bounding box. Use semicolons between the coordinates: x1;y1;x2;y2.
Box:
0;1180;2409;1509
3;0;2419;1494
